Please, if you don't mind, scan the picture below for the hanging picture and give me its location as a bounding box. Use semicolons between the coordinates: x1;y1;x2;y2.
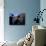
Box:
9;13;25;25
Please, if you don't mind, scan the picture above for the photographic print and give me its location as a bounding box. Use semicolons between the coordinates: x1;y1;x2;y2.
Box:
9;13;25;25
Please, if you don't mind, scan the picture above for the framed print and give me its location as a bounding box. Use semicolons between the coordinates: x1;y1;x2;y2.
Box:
9;13;25;25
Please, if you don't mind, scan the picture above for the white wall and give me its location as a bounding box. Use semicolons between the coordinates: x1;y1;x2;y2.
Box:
0;0;4;42
40;0;46;27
